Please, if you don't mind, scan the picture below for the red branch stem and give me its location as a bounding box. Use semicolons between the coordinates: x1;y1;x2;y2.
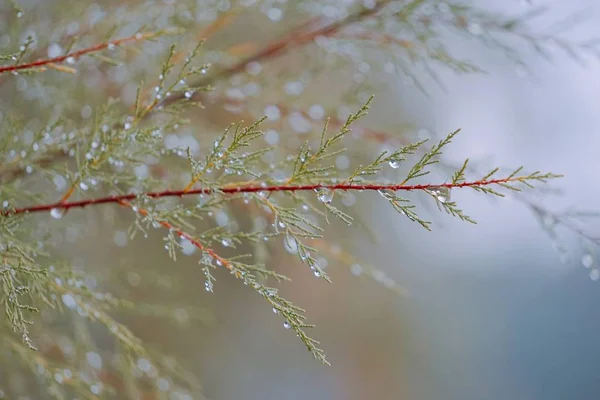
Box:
3;177;522;217
193;0;391;88
0;31;160;74
117;199;233;270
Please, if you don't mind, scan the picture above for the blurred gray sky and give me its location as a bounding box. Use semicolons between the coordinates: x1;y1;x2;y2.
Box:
372;0;600;399
195;1;600;399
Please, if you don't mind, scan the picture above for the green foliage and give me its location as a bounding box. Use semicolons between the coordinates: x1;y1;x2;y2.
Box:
0;0;595;398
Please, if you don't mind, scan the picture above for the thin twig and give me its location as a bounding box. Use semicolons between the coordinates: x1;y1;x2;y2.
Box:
0;31;166;74
2;175;548;217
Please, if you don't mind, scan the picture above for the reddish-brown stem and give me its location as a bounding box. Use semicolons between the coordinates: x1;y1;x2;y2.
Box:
117;199;234;270
209;1;389;81
0;31;162;74
3;176;527;217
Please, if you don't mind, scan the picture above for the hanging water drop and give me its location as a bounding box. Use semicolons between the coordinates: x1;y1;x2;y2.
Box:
283;321;291;329
272;307;279;314
582;253;594;268
350;263;363;276
79;181;89;191
315;188;333;204
221;238;232;247
50;208;64;219
430;186;451;203
284;235;297;254
388;157;402;169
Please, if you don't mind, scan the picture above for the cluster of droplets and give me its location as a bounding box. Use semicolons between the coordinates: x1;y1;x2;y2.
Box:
581;252;599;281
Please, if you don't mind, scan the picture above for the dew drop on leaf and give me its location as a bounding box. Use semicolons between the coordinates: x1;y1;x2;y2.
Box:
283;320;291;329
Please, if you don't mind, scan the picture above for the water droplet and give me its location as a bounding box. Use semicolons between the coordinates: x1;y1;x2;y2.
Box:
300;251;310;261
264;105;281;121
137;358;152;373
350;263;363;276
272;307;279;314
267;7;283;21
50;208;64;219
284;236;297;254
264;129;279;145
582;254;594;268
86;352;102;369
468;23;483;36
221;238;232;247
430;186;451;203
336;155;350;170
284;81;304;96
541;213;555;229
388;158;402;169
91;383;103;395
315;188;333;204
79;181;89;191
308;104;325;120
184;90;194;99
283;320;291;329
61;293;77;309
180;238;196;255
590;269;600;281
314;270;321;277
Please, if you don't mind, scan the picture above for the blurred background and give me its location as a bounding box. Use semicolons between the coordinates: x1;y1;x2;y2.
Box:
183;1;600;398
2;0;600;399
188;1;600;399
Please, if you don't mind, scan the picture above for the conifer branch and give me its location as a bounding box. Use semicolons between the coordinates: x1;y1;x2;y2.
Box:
3;174;561;217
0;30;172;75
0;0;595;394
